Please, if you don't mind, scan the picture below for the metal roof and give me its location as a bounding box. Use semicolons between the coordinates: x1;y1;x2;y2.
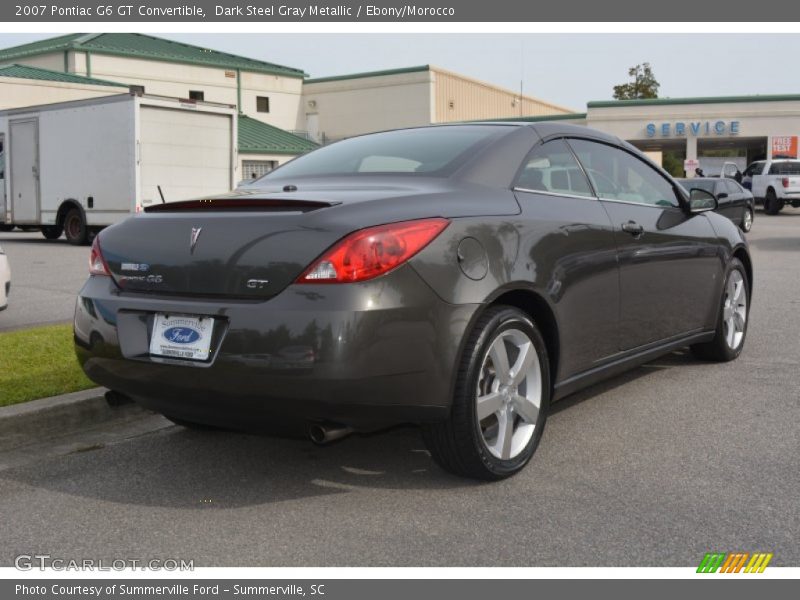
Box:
238;115;318;156
478;113;588;123
305;65;430;84
588;94;800;108
0;63;127;87
0;33;306;79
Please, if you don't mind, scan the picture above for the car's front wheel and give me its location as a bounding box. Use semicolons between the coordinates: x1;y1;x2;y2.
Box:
423;305;550;480
691;258;749;361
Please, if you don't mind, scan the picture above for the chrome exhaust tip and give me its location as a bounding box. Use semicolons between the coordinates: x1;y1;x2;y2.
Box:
308;422;353;445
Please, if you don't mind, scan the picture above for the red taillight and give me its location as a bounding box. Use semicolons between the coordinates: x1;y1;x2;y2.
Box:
89;236;110;276
782;177;790;188
296;218;450;284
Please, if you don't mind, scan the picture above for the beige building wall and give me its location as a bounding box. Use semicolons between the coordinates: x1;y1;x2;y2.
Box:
303;66;574;142
0;78;122;110
10;52;65;72
302;70;434;142
63;52;304;131
432;67;572;123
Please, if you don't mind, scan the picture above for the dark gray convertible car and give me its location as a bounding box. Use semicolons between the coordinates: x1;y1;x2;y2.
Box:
75;123;752;480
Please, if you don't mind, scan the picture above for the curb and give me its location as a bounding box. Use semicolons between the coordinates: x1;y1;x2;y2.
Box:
0;387;147;450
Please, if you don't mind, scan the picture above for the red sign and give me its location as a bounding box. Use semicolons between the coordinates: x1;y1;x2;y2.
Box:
771;136;798;159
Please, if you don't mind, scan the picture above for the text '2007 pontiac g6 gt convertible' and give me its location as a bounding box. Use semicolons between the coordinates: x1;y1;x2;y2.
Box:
74;123;752;480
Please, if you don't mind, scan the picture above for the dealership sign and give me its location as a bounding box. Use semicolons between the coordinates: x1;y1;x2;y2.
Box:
646;121;740;137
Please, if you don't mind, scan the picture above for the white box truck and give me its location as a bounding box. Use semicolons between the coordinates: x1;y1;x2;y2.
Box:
0;93;237;244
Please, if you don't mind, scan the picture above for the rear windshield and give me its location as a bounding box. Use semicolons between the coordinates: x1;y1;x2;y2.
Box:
260;126;508;179
768;161;800;175
677;178;715;193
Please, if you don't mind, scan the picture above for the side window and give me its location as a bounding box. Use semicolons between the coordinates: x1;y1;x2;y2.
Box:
568;139;680;208
515;138;593;198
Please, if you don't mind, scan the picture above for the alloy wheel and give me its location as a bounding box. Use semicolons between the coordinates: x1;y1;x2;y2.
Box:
723;270;747;350
476;328;541;460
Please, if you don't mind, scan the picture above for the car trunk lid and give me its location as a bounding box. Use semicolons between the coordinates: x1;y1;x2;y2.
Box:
102;198;344;299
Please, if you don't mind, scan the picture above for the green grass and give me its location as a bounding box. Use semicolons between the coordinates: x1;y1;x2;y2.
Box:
0;323;95;407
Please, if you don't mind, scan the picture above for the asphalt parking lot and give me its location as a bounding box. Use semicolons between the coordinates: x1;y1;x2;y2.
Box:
0;210;798;567
0;232;88;331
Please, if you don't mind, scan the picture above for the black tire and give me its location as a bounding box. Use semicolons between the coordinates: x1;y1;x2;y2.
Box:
763;189;783;215
691;258;750;362
41;225;63;240
422;305;550;481
740;208;754;232
0;224;14;232
64;208;88;245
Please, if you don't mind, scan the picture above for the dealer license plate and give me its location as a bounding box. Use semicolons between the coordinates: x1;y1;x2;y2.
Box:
149;314;213;361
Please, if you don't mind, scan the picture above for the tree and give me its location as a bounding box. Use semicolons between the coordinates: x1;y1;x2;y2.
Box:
612;63;660;100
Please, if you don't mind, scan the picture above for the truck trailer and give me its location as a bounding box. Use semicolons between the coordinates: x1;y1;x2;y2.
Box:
0;93;237;244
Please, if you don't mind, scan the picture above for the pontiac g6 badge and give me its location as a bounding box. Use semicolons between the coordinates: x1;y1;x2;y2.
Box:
190;227;202;253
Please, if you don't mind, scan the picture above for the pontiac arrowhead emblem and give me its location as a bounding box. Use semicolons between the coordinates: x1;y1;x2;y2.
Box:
190;227;202;253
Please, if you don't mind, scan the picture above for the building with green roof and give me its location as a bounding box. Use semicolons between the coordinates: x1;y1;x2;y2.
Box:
0;33;308;148
0;62;128;113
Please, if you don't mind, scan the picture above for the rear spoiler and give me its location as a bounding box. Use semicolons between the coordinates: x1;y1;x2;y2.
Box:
144;198;337;213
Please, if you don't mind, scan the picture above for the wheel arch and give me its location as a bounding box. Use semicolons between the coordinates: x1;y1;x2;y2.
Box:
732;245;753;299
476;286;561;394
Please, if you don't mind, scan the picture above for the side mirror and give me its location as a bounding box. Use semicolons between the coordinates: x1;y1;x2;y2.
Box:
689;188;718;213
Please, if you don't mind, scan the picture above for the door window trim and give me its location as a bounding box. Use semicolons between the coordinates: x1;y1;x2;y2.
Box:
512;136;599;201
564;136;688;212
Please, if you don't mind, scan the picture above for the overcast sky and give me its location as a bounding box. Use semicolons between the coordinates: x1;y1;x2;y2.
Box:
1;33;798;110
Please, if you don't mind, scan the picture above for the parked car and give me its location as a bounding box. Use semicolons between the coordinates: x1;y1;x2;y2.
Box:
75;123;752;480
741;159;800;214
676;177;754;232
0;244;9;311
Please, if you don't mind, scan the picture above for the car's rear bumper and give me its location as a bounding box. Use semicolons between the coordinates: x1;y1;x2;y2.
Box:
74;266;478;431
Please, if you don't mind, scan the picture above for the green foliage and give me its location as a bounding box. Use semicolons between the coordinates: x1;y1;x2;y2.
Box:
613;63;660;100
0;324;94;406
662;151;685;177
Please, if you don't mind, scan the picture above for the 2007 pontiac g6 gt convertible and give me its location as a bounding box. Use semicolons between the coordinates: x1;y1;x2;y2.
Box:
75;123;752;480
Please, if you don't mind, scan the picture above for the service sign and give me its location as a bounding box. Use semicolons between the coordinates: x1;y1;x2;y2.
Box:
771;136;798;159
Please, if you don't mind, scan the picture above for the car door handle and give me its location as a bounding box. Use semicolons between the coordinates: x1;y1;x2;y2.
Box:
621;221;644;237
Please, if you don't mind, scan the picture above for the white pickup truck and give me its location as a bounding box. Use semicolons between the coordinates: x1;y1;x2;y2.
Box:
741;159;800;215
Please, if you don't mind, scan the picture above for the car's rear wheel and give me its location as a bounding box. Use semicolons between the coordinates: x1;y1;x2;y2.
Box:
764;189;783;215
0;224;14;232
691;258;749;362
741;208;753;232
423;305;550;480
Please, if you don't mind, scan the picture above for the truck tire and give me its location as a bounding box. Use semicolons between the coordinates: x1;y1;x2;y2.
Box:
41;225;63;240
64;208;88;245
0;224;14;232
764;189;783;215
